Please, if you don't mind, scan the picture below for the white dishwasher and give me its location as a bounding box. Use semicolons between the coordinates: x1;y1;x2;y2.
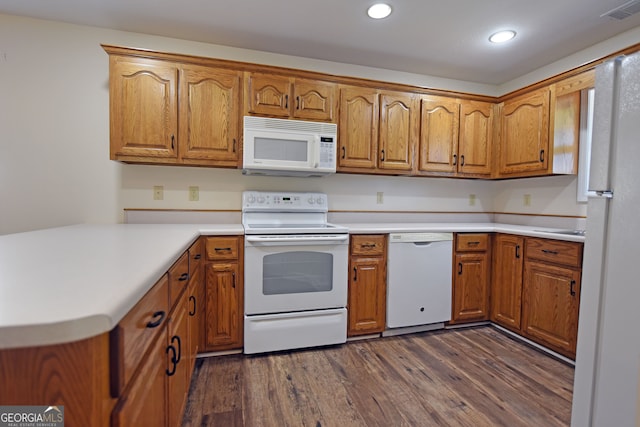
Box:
386;232;453;333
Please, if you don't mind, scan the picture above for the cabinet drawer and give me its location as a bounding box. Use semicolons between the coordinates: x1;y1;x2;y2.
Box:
169;251;190;308
456;234;489;252
189;238;204;278
350;235;386;256
110;273;169;397
205;236;240;261
525;237;583;268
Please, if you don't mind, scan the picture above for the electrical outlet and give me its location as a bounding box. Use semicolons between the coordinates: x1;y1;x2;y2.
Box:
153;186;164;201
376;192;384;204
189;186;199;201
524;194;532;206
469;194;476;206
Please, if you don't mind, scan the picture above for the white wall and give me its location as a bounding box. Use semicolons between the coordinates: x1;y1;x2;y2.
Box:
1;13;630;234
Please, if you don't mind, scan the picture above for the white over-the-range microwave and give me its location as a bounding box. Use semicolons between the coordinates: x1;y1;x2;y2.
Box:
242;116;337;177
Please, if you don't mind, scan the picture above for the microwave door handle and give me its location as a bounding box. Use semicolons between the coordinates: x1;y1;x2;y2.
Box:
312;136;319;168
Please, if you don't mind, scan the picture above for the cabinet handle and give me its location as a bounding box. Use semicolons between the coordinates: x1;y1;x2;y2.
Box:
452;154;457;166
179;272;189;281
166;345;177;376
361;243;376;249
540;149;545;162
232;138;236;153
146;310;166;328
341;146;346;159
542;249;559;255
460;155;465;167
215;247;232;252
515;245;521;259
380;149;385;161
232;272;236;288
194;254;201;260
171;134;175;150
296;95;300;110
458;262;463;275
189;295;196;316
285;94;289;109
353;266;358;282
570;280;576;296
171;335;182;364
467;241;480;246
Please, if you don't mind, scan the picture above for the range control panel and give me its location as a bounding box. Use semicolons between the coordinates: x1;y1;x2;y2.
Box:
242;191;328;212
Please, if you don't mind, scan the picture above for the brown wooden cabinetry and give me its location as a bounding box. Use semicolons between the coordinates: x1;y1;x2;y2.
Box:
204;236;244;351
418;97;493;177
497;87;551;176
522;238;582;358
338;86;419;175
451;233;491;323
491;234;524;331
245;72;336;122
348;235;387;336
105;46;241;167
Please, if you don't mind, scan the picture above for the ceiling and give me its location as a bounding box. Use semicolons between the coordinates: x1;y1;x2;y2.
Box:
2;0;640;85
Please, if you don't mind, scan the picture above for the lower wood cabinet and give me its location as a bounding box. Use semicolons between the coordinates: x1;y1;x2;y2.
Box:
491;234;583;359
451;233;491;323
348;235;387;336
490;234;524;331
204;235;244;351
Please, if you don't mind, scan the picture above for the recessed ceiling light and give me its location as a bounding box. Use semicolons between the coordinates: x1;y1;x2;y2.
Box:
367;3;392;19
489;30;516;43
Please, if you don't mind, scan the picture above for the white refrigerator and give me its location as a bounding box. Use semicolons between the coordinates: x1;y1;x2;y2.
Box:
571;52;640;426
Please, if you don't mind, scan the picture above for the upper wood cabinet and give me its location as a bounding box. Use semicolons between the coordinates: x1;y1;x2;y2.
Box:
338;86;419;174
378;90;420;172
338;86;379;170
106;47;242;167
109;56;179;161
496;87;551;177
245;73;337;122
417;97;493;177
179;66;241;166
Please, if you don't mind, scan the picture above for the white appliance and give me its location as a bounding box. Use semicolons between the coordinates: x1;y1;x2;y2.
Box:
571;52;640;426
385;233;453;335
242;191;349;354
242;116;337;177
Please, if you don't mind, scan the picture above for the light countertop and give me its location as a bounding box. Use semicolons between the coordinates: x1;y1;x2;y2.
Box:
0;222;583;350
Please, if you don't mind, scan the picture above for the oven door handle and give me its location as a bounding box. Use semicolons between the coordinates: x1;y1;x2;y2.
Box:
245;235;349;245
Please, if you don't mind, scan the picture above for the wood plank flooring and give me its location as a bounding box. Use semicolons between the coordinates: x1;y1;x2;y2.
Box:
182;326;574;427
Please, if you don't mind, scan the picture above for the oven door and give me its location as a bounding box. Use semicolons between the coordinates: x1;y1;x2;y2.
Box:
244;234;349;315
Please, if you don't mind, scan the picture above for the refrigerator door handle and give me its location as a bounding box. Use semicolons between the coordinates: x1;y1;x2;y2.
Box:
587;190;614;199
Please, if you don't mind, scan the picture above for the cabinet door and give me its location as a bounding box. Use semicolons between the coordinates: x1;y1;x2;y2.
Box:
348;257;386;336
112;329;167;427
458;100;493;176
292;78;336;122
418;96;459;174
166;292;190;427
452;253;490;323
245;73;291;117
179;66;241;165
338;86;379;170
187;267;202;373
498;88;550;175
379;91;420;172
522;261;581;358
109;57;178;160
205;262;243;350
491;234;524;331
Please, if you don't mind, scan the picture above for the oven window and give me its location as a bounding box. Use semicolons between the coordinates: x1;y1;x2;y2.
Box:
263;251;333;295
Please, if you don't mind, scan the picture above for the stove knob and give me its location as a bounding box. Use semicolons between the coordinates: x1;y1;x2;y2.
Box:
247;195;256;203
316;197;324;205
307;197;315;205
257;196;265;204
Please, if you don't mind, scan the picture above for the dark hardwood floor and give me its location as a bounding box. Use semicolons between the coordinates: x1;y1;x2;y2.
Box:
182;326;574;426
